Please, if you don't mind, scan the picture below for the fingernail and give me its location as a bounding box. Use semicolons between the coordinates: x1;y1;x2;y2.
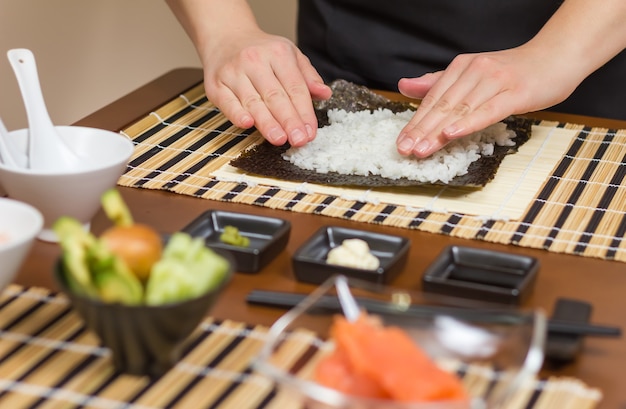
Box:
290;128;307;146
240;114;253;126
305;124;315;140
415;139;430;155
398;137;414;152
268;127;286;144
443;124;461;137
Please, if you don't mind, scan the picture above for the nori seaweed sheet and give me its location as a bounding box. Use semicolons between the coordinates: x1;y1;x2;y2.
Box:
229;80;534;188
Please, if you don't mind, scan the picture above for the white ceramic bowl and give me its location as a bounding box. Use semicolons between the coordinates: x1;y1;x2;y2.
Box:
0;126;134;242
0;198;43;290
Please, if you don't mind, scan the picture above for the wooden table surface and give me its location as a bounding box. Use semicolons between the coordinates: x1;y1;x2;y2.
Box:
14;68;626;409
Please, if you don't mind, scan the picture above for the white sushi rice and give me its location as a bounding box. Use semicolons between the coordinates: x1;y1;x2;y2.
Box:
282;109;516;184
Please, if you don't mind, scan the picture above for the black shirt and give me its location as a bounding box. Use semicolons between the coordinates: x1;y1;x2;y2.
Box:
298;0;626;120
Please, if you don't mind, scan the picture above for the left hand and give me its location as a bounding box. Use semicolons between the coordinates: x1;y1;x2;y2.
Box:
395;46;579;158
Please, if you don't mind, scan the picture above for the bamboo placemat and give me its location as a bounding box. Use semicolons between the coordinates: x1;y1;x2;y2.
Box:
117;84;626;263
0;285;602;409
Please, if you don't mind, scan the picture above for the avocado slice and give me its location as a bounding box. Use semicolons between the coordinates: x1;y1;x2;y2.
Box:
54;217;99;295
101;188;133;226
93;260;143;305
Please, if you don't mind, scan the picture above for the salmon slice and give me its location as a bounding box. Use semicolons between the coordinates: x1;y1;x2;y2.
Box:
315;313;468;402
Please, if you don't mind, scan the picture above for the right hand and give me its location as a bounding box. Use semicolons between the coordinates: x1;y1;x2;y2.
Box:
201;29;332;146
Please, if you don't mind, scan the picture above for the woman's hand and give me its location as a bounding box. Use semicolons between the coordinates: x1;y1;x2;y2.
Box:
166;0;331;147
202;29;331;147
395;46;577;158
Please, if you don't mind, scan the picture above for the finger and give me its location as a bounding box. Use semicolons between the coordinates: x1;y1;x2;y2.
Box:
428;70;516;142
298;56;332;142
436;77;510;137
239;58;314;147
396;70;479;156
271;56;322;144
297;52;332;101
408;103;505;159
443;91;516;140
223;74;290;146
405;86;518;158
398;58;513;157
205;81;255;130
397;72;442;99
397;124;454;158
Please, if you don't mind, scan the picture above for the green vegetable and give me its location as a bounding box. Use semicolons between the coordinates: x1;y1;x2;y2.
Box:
145;232;230;305
93;266;143;304
219;225;250;247
54;217;98;297
101;188;133;227
53;216;144;305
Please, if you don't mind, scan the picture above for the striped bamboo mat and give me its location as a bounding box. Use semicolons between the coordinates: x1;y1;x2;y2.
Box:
0;285;602;408
118;84;626;263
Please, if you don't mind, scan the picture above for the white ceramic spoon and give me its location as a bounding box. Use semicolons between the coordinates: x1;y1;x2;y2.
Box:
0;117;28;168
7;48;80;171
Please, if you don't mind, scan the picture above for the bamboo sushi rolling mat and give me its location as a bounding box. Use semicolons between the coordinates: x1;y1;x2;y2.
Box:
118;83;626;263
0;285;602;408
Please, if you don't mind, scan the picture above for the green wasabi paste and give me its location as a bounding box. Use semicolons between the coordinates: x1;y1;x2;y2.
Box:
219;225;250;247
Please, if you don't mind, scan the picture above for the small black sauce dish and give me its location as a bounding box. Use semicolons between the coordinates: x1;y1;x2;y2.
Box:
181;210;291;273
422;245;539;305
292;226;410;285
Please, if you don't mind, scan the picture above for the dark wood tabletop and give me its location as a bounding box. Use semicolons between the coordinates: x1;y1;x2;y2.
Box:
14;68;626;409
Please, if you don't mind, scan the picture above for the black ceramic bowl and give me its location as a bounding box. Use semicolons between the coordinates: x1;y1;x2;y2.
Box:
292;226;411;285
181;210;291;273
422;245;539;305
54;250;234;378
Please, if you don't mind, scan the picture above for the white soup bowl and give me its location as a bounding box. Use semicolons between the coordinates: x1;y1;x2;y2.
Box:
0;126;134;242
0;198;43;290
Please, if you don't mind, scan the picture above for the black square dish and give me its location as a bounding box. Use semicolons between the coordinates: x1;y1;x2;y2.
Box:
422;246;539;305
292;226;410;284
181;210;291;273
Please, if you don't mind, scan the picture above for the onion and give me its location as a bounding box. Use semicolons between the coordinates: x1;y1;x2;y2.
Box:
100;224;163;281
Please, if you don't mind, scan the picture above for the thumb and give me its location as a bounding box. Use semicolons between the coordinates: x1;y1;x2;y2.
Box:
398;72;442;99
297;52;332;100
